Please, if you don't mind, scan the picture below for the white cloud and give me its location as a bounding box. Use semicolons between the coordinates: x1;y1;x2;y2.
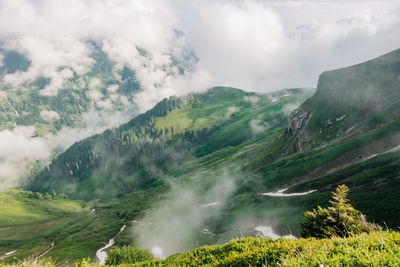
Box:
178;0;400;91
0;0;400;189
1;0;399;104
97;99;113;110
107;84;119;93
89;78;101;89
0;126;49;189
40;109;60;122
250;116;270;135
51;107;137;150
40;68;74;96
225;106;239;120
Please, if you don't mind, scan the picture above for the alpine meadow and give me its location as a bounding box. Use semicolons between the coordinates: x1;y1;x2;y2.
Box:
0;1;400;266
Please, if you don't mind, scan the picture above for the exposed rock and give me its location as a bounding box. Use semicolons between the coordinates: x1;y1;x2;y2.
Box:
285;108;311;138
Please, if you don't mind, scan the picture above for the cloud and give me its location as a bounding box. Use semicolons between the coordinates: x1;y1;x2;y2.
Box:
133;170;236;257
0;105;138;189
178;0;400;91
89;78;101;90
0;126;49;189
2;35;94;93
40;109;60;122
0;0;400;189
51;106;138;150
1;0;399;105
250;116;270;136
225;106;239;119
40;68;74;96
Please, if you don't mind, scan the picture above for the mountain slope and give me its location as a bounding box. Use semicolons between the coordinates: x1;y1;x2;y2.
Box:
28;87;313;200
4;49;400;263
283;48;400;152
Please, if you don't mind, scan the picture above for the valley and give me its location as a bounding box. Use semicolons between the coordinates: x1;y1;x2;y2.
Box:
1;46;400;266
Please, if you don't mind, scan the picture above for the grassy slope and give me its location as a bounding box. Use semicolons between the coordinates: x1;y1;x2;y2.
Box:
3;77;400;263
0;189;123;264
29;87;313;200
127;231;400;266
1;88;314;263
9;231;397;266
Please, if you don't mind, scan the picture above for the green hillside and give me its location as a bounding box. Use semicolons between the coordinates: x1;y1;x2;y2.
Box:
127;231;400;266
0;189;121;264
1;49;400;265
2;231;399;266
28;87;313;200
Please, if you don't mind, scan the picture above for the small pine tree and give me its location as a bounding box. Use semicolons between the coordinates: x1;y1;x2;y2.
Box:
301;185;381;238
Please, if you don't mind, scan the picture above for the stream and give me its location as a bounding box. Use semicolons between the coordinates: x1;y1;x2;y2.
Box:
96;225;126;265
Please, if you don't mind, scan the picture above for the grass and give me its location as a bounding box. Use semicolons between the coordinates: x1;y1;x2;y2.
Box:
0;189;123;264
3;231;399;266
137;231;400;266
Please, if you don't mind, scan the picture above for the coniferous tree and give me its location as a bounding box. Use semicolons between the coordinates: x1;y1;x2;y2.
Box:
301;185;381;238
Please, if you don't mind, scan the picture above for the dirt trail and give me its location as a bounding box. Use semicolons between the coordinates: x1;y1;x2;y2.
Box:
20;242;55;264
34;242;54;259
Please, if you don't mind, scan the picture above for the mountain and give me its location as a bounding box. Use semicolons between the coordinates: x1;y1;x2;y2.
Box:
1;49;400;264
28;87;313;200
283;48;400;152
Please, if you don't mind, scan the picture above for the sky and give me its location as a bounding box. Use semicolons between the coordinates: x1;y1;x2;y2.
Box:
1;0;400;101
0;0;400;187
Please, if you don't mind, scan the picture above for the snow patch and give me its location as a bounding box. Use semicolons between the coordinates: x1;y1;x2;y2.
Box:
200;228;215;235
200;201;221;207
5;250;17;256
255;226;296;239
152;246;164;259
261;188;316;197
336;115;346;121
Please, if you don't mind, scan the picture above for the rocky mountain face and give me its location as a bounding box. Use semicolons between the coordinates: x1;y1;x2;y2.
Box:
283;48;400;152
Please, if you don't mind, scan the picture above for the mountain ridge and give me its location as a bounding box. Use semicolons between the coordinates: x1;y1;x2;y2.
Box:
283;48;400;152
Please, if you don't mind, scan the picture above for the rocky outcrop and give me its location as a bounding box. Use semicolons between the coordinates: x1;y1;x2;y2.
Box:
285;108;311;138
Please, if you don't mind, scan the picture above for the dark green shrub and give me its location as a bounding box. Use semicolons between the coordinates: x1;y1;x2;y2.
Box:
105;246;154;265
301;184;381;238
